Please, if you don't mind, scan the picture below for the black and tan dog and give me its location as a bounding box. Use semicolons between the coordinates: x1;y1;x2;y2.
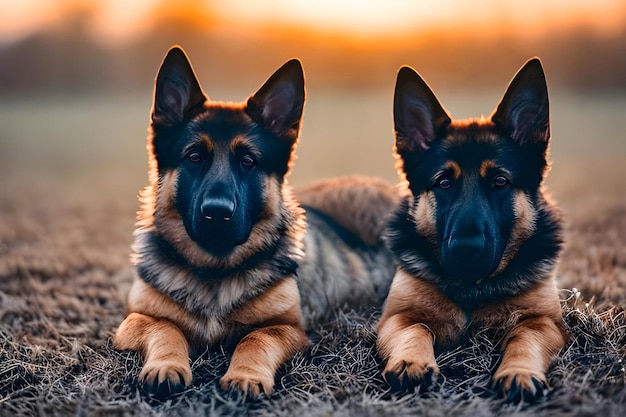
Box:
113;46;397;398
377;58;567;402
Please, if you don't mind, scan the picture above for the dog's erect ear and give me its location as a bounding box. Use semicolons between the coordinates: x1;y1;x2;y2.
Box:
152;46;207;126
246;59;305;142
491;58;550;145
394;66;451;155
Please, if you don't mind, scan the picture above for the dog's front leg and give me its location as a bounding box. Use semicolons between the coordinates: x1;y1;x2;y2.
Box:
378;313;439;390
493;314;566;402
220;277;309;396
377;269;466;391
114;312;192;397
220;323;309;396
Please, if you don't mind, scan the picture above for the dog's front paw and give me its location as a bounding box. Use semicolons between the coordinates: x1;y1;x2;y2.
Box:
139;359;192;399
220;367;274;397
493;368;549;403
383;356;440;392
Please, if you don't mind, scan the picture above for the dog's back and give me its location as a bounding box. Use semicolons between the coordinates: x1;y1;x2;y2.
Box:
295;176;401;325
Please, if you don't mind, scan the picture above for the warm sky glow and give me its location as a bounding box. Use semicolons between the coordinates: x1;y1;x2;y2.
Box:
213;0;626;37
0;0;625;44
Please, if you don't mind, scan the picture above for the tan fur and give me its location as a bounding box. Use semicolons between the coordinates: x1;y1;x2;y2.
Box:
378;268;566;391
492;191;538;276
198;133;214;152
295;175;403;246
473;277;566;393
378;314;439;383
115;312;193;388
230;134;260;155
377;268;465;383
221;278;310;395
443;161;462;180
410;191;437;243
479;160;496;178
115;276;309;395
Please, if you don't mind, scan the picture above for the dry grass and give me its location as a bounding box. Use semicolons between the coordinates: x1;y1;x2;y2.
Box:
0;164;624;416
0;92;625;416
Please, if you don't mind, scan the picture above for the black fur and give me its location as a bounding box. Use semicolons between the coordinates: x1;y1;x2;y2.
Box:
386;58;563;313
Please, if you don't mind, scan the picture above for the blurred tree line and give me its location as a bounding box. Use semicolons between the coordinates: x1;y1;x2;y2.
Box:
0;4;624;95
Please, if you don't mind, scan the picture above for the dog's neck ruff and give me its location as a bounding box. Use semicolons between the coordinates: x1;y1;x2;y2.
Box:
132;227;300;319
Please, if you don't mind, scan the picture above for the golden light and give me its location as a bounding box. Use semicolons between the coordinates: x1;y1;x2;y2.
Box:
1;0;624;44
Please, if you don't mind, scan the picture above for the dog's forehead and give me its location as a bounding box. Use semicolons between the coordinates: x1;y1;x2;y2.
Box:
187;103;256;144
445;118;498;147
440;119;503;176
194;102;252;129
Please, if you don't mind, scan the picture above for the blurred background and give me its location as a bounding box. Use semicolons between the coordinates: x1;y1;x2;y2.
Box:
0;0;625;212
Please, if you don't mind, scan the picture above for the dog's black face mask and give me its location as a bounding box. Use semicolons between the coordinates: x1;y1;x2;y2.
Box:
430;145;516;283
174;125;265;257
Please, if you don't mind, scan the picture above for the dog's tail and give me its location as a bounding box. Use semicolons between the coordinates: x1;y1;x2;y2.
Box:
295;175;404;246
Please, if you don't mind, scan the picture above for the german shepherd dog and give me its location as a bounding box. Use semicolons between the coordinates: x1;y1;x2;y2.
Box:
113;46;397;398
377;58;567;402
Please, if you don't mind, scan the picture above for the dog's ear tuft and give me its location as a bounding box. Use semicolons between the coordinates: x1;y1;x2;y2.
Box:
394;66;451;155
152;46;207;127
246;59;305;143
491;58;550;145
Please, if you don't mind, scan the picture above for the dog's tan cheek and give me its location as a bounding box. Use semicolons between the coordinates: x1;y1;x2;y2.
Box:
263;175;280;219
154;170;182;231
512;191;537;241
411;191;437;243
243;175;279;250
493;191;537;275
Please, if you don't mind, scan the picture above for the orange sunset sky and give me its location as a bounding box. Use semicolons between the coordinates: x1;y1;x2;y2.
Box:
1;0;625;44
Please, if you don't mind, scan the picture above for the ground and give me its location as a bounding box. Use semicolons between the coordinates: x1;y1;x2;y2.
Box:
0;92;624;416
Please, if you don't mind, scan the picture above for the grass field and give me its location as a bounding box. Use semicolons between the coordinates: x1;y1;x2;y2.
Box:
1;88;625;184
0;89;625;416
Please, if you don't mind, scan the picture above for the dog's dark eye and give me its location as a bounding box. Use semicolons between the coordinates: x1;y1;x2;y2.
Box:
188;152;202;163
241;155;256;169
493;175;509;188
438;178;451;189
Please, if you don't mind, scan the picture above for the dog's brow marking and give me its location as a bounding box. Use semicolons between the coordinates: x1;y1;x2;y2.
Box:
230;135;259;154
199;134;214;153
444;161;462;179
480;160;496;178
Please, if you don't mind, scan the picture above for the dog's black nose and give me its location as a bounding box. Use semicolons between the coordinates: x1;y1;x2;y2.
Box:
201;198;236;222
